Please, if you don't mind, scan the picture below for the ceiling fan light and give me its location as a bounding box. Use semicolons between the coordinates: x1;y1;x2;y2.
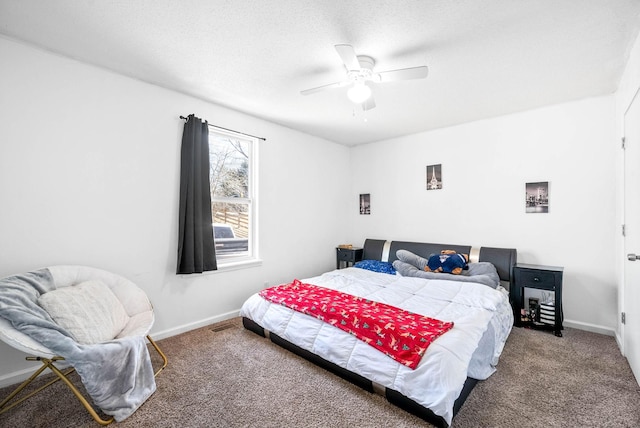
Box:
347;82;372;104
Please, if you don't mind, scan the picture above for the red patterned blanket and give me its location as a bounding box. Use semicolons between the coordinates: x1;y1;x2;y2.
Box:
259;280;454;369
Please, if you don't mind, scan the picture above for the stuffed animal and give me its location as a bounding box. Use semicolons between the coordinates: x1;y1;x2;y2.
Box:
425;250;469;275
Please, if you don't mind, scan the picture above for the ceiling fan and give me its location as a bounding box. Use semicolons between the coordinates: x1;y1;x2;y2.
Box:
300;44;429;111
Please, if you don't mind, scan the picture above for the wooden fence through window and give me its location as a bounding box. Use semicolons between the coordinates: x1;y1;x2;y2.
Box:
213;211;249;238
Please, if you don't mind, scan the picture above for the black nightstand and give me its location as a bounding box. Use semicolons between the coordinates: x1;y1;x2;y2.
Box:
336;247;363;269
512;263;564;337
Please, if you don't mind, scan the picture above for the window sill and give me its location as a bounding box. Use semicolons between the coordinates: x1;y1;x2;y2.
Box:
176;258;262;277
215;258;262;272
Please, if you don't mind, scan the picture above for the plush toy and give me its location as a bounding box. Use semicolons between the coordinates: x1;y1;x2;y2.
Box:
425;250;469;275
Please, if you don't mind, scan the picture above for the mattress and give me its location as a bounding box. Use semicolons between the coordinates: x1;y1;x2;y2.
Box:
240;266;513;425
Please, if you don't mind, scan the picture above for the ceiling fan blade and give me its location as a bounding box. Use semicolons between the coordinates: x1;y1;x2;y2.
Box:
377;66;429;82
362;96;376;111
300;80;349;96
335;44;361;71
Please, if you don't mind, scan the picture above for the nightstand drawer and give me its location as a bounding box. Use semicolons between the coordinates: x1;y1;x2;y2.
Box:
336;247;363;269
337;248;359;262
519;270;556;290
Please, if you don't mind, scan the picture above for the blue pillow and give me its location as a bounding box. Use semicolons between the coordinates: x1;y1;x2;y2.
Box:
353;260;397;275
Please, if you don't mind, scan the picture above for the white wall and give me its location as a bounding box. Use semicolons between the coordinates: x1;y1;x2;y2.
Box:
0;37;350;385
348;96;617;333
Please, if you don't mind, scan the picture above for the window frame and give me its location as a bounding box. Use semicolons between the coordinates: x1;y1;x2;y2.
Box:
208;126;259;269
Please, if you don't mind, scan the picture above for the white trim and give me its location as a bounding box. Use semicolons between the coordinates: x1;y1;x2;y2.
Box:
381;240;392;262
176;260;263;277
620;84;640;367
208;127;259;266
563;319;616;337
209;259;263;273
469;247;480;263
0;364;42;389
150;309;240;341
0;359;72;389
616;331;624;355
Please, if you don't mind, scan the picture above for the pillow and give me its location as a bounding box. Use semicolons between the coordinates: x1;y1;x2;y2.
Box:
353;260;397;275
393;260;422;277
464;262;501;287
393;260;500;288
396;249;429;270
38;280;130;345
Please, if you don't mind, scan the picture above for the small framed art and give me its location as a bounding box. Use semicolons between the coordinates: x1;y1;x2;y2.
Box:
525;182;549;213
426;164;442;190
359;193;370;215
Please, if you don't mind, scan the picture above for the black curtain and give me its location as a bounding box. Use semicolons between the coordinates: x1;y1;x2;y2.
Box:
177;114;217;274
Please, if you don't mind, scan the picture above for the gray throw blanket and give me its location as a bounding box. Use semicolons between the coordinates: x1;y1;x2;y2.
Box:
0;269;156;421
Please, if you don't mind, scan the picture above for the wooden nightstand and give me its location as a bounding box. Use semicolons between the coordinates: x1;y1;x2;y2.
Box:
512;263;564;337
336;247;363;269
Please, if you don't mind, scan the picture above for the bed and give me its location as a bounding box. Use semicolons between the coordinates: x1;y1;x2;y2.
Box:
240;239;517;427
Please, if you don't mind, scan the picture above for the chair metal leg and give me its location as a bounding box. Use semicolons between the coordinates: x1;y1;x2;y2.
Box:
44;358;115;425
146;334;168;376
1;336;167;425
0;356;114;425
0;358;52;414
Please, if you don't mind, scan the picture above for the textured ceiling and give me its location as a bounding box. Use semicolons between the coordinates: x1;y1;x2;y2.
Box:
1;0;640;145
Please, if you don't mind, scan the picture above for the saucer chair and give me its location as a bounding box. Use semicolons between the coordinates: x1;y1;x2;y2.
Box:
0;266;168;425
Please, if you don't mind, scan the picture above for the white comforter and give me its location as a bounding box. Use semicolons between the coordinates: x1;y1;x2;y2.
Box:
240;267;513;425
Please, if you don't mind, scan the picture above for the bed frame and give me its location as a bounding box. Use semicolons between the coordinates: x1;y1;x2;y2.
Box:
243;239;517;427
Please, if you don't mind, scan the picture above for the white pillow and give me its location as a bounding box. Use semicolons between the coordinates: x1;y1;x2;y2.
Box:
38;279;130;345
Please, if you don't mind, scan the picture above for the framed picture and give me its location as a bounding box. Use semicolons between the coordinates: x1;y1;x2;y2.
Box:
359;193;370;215
525;182;549;213
426;164;442;190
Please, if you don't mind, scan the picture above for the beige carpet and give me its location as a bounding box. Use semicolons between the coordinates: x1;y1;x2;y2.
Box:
1;318;639;427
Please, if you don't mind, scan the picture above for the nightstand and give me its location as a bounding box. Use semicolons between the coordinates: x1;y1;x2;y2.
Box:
512;263;564;337
336;247;363;269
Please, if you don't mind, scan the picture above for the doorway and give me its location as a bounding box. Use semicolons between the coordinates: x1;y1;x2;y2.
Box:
623;86;640;385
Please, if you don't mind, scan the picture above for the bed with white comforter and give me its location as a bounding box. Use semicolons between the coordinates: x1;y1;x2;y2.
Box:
241;263;514;426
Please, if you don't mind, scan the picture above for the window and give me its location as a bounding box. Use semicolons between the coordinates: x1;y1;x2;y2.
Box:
209;127;257;265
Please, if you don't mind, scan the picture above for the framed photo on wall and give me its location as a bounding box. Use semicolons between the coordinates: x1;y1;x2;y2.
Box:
359;193;370;215
426;164;442;190
525;182;549;213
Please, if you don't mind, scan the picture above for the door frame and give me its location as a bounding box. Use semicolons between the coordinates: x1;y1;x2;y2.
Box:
622;84;640;361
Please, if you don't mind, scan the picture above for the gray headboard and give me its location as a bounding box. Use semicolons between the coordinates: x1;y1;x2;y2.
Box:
362;238;517;285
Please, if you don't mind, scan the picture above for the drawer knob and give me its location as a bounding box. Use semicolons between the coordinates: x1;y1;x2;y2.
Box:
533;277;540;282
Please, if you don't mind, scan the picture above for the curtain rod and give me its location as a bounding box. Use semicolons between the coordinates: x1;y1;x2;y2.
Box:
179;115;266;141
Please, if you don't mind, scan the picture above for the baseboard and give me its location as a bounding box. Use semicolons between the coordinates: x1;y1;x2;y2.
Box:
0;310;241;389
149;309;240;341
563;319;616;337
0;365;39;389
615;331;624;355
